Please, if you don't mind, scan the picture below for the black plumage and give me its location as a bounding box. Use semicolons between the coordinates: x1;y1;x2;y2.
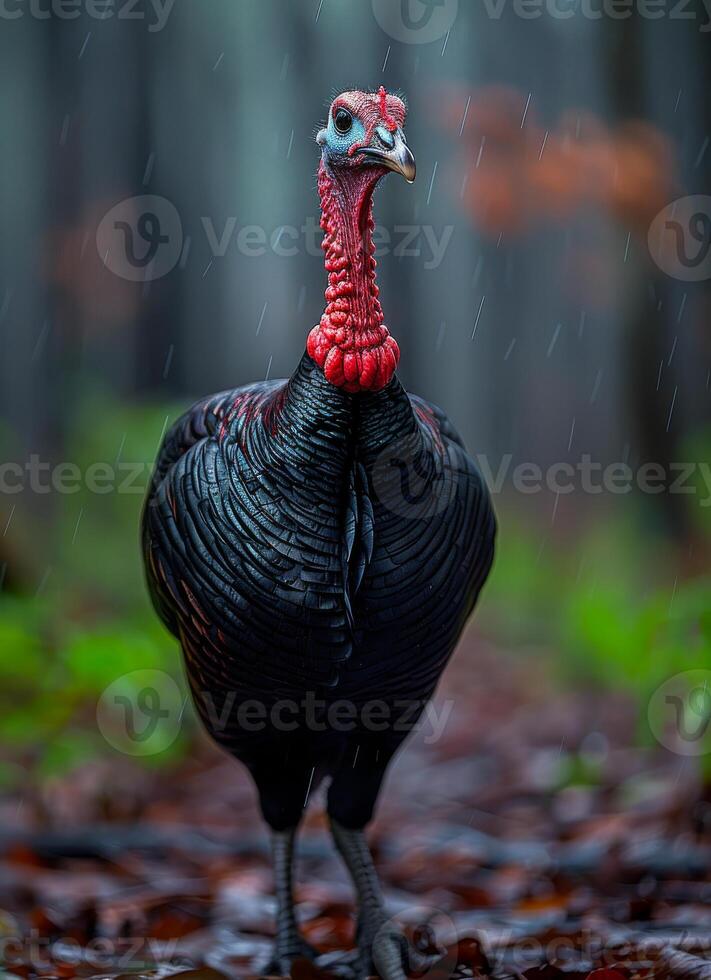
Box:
143;353;494;825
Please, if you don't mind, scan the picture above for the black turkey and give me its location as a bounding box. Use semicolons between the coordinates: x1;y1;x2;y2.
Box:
142;87;495;979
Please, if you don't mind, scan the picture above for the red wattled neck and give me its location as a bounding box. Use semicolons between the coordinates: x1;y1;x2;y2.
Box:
307;159;400;393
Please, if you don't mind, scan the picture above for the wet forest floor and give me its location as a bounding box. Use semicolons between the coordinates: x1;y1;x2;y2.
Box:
2;632;710;980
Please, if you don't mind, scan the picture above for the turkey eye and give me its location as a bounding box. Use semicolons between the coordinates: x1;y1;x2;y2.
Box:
333;108;353;134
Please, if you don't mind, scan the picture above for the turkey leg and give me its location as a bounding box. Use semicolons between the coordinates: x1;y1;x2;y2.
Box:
267;828;317;974
329;818;408;980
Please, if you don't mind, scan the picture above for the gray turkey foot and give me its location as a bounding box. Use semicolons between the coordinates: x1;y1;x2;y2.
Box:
329;819;409;980
357;914;409;980
265;828;317;976
265;936;318;977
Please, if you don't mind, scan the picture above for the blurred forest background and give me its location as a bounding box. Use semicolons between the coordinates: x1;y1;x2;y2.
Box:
0;0;711;975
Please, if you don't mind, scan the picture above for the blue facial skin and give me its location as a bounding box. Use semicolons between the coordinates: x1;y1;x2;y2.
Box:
320;112;366;157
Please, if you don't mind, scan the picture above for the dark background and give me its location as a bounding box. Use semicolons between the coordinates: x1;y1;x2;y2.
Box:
0;1;710;974
4;0;710;479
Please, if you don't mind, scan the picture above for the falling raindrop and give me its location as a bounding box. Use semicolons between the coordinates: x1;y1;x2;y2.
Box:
694;135;709;169
538;130;548;160
78;32;91;59
3;505;16;538
459;96;471;137
547;323;562;358
256;301;268;335
297;285;307;314
677;292;687;324
666;386;678;432
179;236;192;269
590;369;603;405
472;256;483;288
668;335;678;367
426;162;438;206
303;766;315;806
143;153;156;185
31;320;50;362
163;344;175;379
35;567;52;597
471;295;486;340
521;92;532;128
71;508;84;546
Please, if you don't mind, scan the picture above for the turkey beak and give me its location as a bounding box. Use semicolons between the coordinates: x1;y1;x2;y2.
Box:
361;128;416;183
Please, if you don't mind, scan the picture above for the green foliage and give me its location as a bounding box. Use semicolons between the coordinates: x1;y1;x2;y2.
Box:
484;511;711;777
56;394;179;608
564;576;710;695
0;393;189;786
681;425;711;537
0;593;187;782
